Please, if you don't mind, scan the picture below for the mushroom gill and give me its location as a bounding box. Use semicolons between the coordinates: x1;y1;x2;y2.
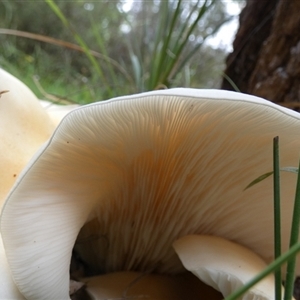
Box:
1;88;300;299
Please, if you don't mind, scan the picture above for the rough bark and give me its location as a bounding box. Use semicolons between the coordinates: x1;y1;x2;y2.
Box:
222;0;300;110
222;0;278;92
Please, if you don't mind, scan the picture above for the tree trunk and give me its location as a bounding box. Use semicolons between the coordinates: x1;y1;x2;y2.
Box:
222;0;300;110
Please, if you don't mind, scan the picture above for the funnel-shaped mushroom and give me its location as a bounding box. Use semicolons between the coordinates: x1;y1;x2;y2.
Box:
1;88;300;299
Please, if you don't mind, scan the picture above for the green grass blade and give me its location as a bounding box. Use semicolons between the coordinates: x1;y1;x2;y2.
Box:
44;0;68;28
161;0;182;59
273;137;282;300
163;0;203;82
224;241;300;300
88;13;117;89
244;171;274;190
148;0;175;90
170;13;232;82
175;0;214;53
130;52;143;91
244;166;298;191
172;0;203;53
160;0;215;86
150;0;182;89
222;73;241;92
284;157;300;300
281;167;298;174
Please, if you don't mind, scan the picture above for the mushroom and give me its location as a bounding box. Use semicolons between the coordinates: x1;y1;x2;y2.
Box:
173;235;281;300
0;68;55;204
0;69;57;299
1;88;300;299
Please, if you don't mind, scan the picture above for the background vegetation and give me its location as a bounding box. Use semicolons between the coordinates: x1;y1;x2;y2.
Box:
0;0;242;103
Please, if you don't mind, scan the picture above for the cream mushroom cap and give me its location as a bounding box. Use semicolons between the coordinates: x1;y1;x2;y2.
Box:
0;68;55;204
0;69;55;299
173;235;282;300
1;88;300;299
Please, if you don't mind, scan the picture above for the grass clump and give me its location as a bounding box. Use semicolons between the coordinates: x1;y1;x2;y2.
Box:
227;137;300;300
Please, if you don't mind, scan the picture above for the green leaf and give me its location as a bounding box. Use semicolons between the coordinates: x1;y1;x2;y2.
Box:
244;171;274;190
283;159;300;300
273;136;282;300
281;167;298;174
245;167;299;190
130;53;142;90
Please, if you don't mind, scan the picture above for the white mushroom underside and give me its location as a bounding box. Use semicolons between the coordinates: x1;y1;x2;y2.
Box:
1;89;300;299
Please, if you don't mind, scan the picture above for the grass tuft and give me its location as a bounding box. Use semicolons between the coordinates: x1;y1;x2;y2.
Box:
227;137;300;300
